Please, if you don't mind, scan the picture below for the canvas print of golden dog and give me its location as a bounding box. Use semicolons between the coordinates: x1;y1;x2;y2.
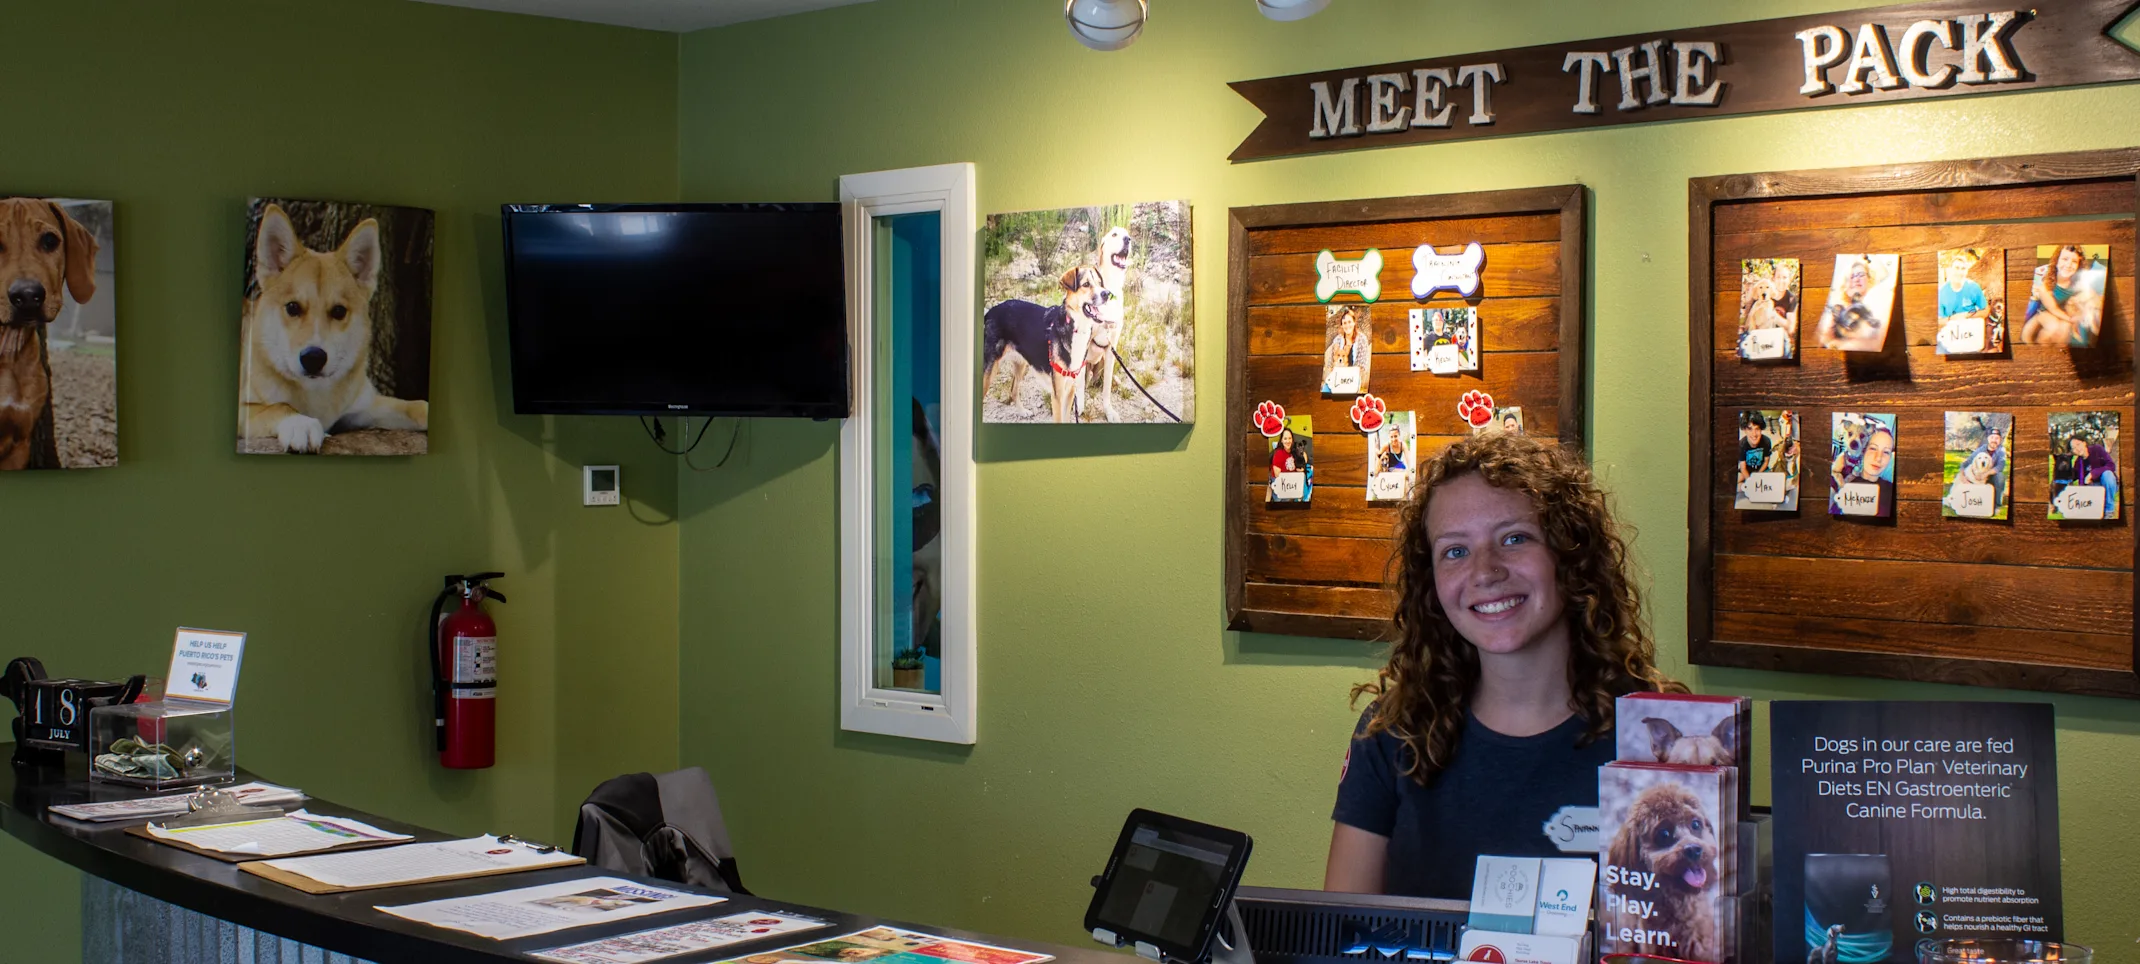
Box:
980;201;1192;424
0;197;115;470
237;198;434;455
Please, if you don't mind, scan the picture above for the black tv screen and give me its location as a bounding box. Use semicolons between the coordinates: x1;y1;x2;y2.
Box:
502;203;849;418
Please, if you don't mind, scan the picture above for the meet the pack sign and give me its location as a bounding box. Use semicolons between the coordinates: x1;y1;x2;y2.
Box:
1771;701;2060;963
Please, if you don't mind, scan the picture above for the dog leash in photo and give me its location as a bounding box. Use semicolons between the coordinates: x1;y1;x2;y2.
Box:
1110;346;1181;423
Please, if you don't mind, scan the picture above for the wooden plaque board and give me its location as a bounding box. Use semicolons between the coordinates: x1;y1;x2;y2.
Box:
1225;186;1587;640
1689;149;2140;698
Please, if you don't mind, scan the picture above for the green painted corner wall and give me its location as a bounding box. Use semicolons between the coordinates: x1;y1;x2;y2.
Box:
674;0;2140;960
0;1;681;959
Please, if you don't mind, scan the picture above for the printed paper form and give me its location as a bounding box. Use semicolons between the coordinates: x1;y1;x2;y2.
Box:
145;810;408;857
262;834;578;888
376;875;724;940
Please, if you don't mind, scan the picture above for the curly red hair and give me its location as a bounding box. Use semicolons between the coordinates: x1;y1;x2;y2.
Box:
1353;432;1681;784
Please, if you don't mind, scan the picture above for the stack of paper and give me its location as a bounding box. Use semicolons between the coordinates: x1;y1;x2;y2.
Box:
143;810;409;857
49;782;304;822
376;876;724;940
248;835;583;892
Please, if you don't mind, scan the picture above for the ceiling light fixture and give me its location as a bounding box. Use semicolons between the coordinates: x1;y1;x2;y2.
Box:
1066;0;1147;51
1256;0;1329;21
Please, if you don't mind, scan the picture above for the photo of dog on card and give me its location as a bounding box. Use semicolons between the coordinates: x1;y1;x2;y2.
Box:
980;201;1192;423
237;198;433;455
0;197;115;470
1599;763;1731;964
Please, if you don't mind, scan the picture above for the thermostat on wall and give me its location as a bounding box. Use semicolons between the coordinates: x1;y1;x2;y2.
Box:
583;465;620;506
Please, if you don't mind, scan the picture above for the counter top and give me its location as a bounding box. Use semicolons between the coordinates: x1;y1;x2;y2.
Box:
2;762;1114;964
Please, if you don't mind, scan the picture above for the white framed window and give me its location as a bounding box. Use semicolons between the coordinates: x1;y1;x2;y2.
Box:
838;163;977;744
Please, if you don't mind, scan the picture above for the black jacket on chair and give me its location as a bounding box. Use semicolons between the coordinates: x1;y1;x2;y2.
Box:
571;766;750;894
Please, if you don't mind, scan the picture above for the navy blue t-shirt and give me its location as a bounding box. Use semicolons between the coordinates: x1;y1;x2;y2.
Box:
1333;708;1614;899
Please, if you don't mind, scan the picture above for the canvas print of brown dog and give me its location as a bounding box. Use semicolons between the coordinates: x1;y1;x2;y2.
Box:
238;198;433;455
0;197;115;470
980;201;1192;424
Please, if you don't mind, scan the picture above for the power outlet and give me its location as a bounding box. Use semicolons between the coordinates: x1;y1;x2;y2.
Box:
583;465;621;506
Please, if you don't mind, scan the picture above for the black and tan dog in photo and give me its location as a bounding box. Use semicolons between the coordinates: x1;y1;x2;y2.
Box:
982;265;1105;423
0;198;98;470
1075;226;1132;422
1605;782;1723;963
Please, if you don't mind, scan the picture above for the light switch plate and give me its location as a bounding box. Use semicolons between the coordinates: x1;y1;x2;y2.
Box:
583;465;620;506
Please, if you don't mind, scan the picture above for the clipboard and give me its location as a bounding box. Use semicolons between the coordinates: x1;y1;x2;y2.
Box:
238;836;584;894
125;819;408;864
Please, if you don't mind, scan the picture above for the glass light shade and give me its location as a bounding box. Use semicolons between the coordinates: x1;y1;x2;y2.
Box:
1256;0;1330;20
1065;0;1147;51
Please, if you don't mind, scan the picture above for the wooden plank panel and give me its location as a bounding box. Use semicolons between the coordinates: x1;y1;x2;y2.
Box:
1712;220;2134;288
1246;242;1560;306
1241;582;1395;622
1248;299;1559;355
1710;347;2134;409
1708;405;2136;508
1711;180;2134;236
1245;533;1398;586
1247;352;1562;438
1712;610;2131;673
1249;213;1563;256
1714;554;2130;635
1715;498;2126;568
1710;279;2135;348
1244;485;1403;539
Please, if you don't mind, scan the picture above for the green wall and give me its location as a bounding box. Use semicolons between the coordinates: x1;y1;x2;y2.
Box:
676;0;2140;958
0;1;681;958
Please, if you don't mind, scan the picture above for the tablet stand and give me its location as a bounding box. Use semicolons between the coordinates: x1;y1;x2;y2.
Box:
1092;903;1254;964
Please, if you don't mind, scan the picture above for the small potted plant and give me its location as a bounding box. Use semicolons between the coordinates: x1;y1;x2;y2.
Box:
891;648;925;690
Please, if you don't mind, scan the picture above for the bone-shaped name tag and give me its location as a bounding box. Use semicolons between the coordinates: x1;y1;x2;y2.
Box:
1315;248;1383;303
1412;242;1485;299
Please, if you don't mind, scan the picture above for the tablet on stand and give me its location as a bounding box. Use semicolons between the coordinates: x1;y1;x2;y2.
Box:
1084;809;1255;964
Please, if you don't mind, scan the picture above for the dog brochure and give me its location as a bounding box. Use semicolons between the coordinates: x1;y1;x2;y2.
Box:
1597;762;1737;963
531;910;831;964
1615;692;1750;817
701;926;1055;964
376;875;723;940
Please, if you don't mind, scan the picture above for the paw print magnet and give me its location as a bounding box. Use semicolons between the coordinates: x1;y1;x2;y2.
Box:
1349;394;1388;433
1252;401;1288;438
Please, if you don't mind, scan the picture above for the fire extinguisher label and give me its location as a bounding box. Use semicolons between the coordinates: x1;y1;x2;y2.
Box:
454;687;497;700
452;635;497;685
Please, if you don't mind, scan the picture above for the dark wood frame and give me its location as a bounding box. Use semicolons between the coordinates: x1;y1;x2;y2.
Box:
1225;185;1588;639
1687;148;2140;699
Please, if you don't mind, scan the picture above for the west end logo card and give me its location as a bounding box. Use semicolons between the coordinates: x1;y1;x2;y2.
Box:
2048;411;2120;520
1830;413;1895;518
1942;412;2012;520
1737;258;1799;361
1735;409;1798;511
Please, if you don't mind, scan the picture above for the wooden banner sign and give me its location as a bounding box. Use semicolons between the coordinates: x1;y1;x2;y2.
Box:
1228;0;2140;162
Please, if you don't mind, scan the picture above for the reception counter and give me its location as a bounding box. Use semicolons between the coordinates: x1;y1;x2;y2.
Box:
2;761;1115;964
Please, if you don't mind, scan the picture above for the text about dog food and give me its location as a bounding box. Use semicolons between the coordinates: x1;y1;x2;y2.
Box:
1800;734;2031;820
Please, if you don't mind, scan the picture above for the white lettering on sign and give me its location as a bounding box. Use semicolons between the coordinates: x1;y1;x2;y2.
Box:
1743;472;1787;504
1838;481;1884;515
1800;11;2021;96
1744;327;1788;359
1269;472;1307;501
1950;482;1996;518
1369;470;1413;502
1327;367;1363;395
1563;41;1725;114
1411;242;1485;299
1315;249;1383;303
1411;67;1455;127
1938;317;1986;354
1364;72;1410;132
2057;485;2107;520
1309;77;1361;137
1308;63;1504;137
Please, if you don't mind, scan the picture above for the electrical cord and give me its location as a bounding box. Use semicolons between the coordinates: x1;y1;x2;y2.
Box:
640;415;714;455
686;419;745;472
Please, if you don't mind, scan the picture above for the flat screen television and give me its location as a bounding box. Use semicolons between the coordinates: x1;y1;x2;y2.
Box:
501;202;849;418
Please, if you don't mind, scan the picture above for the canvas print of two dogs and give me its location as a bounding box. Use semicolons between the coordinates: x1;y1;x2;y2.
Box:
239;198;434;455
1599;692;1749;964
980;201;1192;424
0;197;115;471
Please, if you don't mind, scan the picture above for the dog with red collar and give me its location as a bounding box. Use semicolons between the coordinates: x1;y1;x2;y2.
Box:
982;265;1106;423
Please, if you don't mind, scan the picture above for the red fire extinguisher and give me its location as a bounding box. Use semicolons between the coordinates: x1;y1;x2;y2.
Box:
430;572;506;769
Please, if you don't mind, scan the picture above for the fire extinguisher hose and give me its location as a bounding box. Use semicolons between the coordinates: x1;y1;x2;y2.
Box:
427;575;460;753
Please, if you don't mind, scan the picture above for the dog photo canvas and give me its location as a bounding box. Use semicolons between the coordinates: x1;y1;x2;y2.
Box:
1733;410;1798;512
1736;258;1798;361
2021;244;2110;348
1267;414;1312;503
1942;412;2012;520
1598;762;1736;964
1322;304;1372;394
1829;412;1895;518
980;200;1193;424
0;197;115;470
2049;410;2120;520
237;198;434;455
1814;254;1899;352
1934;248;2005;355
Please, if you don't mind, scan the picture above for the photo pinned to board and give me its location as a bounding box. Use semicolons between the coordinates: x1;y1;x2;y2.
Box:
1942;412;2012;520
1267;415;1313;503
2022;245;2110;348
1367;411;1415;502
1736;258;1799;361
1829;412;1896;518
1814;254;1900;352
1935;248;2006;355
1322;303;1372;394
1484;407;1523;436
1408;307;1478;374
1735;410;1799;512
1456;390;1496;434
2049;411;2120;520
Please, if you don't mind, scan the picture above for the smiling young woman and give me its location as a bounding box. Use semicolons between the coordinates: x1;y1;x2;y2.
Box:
1325;432;1682;898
